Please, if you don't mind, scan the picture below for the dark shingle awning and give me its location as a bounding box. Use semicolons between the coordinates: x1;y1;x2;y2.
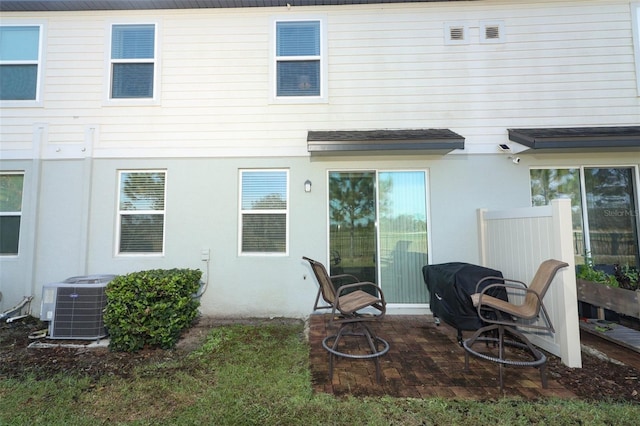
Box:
508;126;640;152
307;129;464;155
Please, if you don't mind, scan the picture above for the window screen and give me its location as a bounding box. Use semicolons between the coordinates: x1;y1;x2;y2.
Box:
0;26;40;100
240;170;288;254
275;21;321;97
111;24;155;99
0;173;24;255
118;171;166;254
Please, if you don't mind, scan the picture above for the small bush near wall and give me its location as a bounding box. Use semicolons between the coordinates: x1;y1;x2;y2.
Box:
104;268;202;352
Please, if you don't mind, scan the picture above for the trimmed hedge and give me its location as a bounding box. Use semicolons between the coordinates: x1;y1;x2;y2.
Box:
104;268;202;352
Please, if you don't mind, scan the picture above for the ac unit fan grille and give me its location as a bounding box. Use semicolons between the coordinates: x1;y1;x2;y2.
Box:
51;286;108;339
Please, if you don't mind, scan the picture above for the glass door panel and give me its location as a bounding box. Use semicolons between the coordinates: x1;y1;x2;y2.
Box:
378;171;429;303
584;168;639;268
328;172;377;284
328;170;430;304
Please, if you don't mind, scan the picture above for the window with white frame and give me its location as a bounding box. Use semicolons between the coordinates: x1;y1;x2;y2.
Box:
0;173;24;255
275;19;323;98
110;24;156;99
117;170;166;254
0;25;41;101
240;170;288;254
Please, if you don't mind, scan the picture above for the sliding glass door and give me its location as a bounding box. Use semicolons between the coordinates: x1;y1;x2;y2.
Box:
530;166;640;269
328;170;429;304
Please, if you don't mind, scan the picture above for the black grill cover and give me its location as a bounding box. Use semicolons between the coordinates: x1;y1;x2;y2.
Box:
422;262;507;331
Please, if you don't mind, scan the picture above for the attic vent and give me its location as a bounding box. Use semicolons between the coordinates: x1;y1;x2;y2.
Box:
444;23;469;45
480;21;505;43
450;26;465;41
485;25;500;40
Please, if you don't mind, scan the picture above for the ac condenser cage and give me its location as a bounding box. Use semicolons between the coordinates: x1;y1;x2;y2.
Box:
40;275;116;340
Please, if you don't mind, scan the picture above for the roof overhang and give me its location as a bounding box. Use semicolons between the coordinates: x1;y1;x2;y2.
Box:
0;0;462;12
508;126;640;153
307;129;464;155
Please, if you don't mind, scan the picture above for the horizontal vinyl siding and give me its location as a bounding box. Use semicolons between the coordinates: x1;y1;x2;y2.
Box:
0;0;638;158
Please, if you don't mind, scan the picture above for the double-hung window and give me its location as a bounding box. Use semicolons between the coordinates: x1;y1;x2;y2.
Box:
240;170;289;255
110;24;156;99
0;25;42;102
0;173;24;255
117;170;166;255
274;19;325;100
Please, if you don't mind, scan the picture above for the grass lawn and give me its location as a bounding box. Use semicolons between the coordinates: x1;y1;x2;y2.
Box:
1;323;638;425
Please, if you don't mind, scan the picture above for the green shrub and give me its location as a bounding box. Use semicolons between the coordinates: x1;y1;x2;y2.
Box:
104;268;202;352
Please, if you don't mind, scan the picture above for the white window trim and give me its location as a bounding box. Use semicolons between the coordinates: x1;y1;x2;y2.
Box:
115;169;167;257
632;3;640;95
104;21;162;106
0;171;25;257
0;22;45;108
238;169;290;256
269;16;328;104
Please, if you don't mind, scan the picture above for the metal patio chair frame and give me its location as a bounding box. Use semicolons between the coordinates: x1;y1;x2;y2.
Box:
463;259;569;391
303;256;389;383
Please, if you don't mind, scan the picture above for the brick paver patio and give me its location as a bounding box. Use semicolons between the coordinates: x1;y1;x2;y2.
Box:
309;314;578;399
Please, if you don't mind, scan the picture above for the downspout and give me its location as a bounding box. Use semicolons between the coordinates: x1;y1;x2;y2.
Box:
79;125;97;274
27;123;47;302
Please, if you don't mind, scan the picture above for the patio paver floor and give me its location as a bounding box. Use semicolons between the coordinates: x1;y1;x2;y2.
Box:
309;314;578;399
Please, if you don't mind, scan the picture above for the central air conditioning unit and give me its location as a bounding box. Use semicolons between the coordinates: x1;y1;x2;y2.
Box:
40;275;116;340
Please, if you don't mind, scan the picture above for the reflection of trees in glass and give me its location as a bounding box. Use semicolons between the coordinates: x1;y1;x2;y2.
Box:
250;193;286;210
121;172;165;211
530;168;583;231
531;168;639;268
329;172;375;259
0;174;24;212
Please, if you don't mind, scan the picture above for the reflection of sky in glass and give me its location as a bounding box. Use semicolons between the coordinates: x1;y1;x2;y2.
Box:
380;172;426;221
242;171;287;210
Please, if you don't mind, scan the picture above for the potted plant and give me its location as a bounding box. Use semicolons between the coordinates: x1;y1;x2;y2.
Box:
576;256;640;320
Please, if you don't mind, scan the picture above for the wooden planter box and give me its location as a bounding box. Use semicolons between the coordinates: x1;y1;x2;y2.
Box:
576;279;640;319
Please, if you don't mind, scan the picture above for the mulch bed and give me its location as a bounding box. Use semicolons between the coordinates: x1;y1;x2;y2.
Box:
1;316;639;403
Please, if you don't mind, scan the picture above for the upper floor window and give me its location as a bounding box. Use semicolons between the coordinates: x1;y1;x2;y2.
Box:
0;173;24;255
273;19;326;101
117;170;166;255
110;24;156;99
239;170;289;255
0;25;42;102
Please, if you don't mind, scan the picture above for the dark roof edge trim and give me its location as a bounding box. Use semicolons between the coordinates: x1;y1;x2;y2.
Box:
307;128;464;154
1;0;453;12
508;126;640;150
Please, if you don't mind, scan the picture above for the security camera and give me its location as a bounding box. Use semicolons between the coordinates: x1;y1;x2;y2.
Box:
511;156;521;164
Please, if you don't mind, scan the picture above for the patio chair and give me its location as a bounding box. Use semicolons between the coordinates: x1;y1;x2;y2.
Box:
462;259;569;391
303;256;389;383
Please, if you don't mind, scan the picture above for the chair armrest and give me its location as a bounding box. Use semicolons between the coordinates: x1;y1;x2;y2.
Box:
475;276;526;293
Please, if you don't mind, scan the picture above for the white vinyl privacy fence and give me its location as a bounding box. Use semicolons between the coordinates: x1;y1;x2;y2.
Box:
477;199;582;368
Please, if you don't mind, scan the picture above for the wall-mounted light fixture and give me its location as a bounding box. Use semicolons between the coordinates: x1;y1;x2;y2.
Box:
304;180;312;193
